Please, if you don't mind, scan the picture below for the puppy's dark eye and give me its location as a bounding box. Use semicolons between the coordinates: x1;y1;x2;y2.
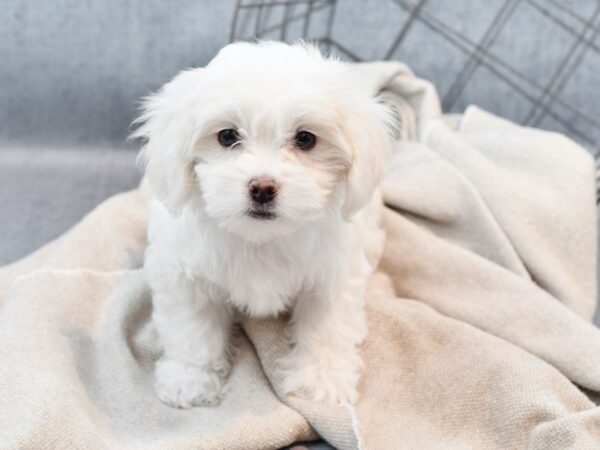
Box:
218;129;241;148
294;131;317;151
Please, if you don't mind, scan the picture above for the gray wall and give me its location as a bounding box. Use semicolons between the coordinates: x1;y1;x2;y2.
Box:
0;0;234;147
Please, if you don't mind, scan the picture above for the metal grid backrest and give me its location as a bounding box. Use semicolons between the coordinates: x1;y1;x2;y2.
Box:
230;0;337;47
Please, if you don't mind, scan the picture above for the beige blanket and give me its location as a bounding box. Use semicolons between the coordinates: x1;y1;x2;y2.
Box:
1;62;599;450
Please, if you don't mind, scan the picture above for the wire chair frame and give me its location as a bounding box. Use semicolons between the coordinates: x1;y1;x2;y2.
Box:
230;0;337;51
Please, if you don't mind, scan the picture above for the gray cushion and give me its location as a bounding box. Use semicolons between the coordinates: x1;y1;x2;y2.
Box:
0;147;141;265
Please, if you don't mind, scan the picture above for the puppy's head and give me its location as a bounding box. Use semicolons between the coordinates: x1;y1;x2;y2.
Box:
133;41;395;243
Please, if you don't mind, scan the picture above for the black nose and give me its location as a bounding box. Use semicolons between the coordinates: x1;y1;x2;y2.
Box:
249;177;279;205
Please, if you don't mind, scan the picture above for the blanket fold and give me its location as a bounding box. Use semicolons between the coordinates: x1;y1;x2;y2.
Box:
0;62;598;450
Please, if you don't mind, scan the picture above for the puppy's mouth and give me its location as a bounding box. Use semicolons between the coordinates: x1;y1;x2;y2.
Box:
247;209;277;220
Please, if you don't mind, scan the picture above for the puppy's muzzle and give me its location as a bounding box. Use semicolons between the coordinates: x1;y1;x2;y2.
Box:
248;177;279;206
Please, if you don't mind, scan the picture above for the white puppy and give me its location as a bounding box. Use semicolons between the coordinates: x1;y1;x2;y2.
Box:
133;41;395;408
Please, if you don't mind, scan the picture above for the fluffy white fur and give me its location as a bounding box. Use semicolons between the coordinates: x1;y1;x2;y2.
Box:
133;41;395;408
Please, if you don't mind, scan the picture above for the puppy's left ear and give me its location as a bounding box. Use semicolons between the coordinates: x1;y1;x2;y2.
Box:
341;99;396;219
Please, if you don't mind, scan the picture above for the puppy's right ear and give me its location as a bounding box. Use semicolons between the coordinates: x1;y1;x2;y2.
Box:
130;69;203;217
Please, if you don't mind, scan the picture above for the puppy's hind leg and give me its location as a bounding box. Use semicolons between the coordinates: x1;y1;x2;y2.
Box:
150;271;232;408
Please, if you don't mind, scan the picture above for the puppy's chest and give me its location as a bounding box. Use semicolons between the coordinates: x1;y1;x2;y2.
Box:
194;244;312;317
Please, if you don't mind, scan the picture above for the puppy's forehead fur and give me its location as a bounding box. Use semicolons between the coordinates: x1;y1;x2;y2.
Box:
197;42;367;128
210;41;347;92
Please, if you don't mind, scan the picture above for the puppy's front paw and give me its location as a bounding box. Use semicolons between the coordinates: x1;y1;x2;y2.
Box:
154;358;225;408
279;351;362;405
